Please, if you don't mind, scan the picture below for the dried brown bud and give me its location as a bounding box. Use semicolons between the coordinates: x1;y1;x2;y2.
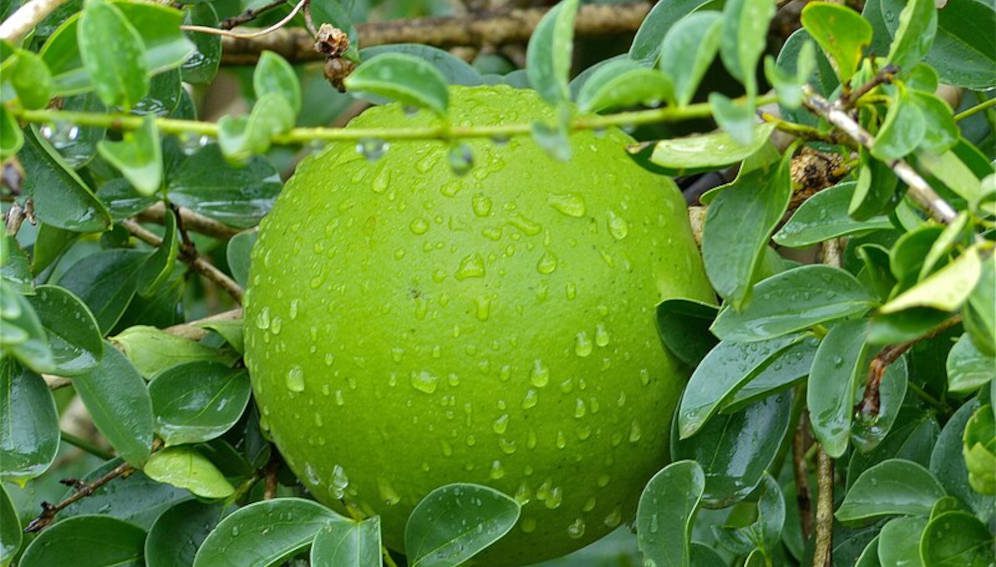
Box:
315;23;350;58
324;57;356;92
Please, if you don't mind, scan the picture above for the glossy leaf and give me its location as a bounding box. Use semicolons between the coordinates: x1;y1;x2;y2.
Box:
150;361;251;446
712;265;877;342
57;249;145;333
345;52;447;116
78;0;149;108
74;345;154;467
226;230;256;288
576;59;673;113
913;92;958;154
920;511;994;566
181;2;221;85
725;338;818;411
112;325;236;378
144;447;234;499
19;127;111;232
672;390;793;507
635;122;776;176
946;334;995;393
836;459;946;522
678;334;804;438
930;399;993;518
851;149;900;220
801;2;872;83
359;45;482;86
218;93;296;163
881;246;982;313
963;256;995;356
883;0;938;72
920;212;970;280
193;498;344;567
0;483;20;564
628;0;712;65
774;182;893;247
871;85;925;161
405;483;520;567
852;356;907;453
636;460;705;567
97;115;163;196
310;516;382;567
1;286;55;373
146;500;224;567
777;29;838;125
657;11;723;106
925;0;996;89
137;207;177;297
701;145;789;307
764;43;815;110
655;298;718;367
877;516;927;567
808;320;872;458
19;515;146;567
0;360;59;482
27;285;102;376
918;149;984;206
525;0;579;105
719;0;776;94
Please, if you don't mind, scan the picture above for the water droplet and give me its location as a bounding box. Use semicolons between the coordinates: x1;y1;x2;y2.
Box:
377;478;401;505
574;398;587;418
357;138;388;161
545;486;563;509
499;438;517;454
594;323;610;347
489;460;505;480
409;217;430;235
832;355;844;367
330;465;349;498
537;252;558;274
556;430;567;449
567;518;585;538
270;316;282;335
255;307;271;330
521;389;539;409
456;253;486;280
565;282;577;300
285;366;305;392
520;517;537;533
547;193;586;217
492;414;509;434
597;473;611;487
472;194;493;217
574;331;593;357
604;506;622;528
447;143;473;175
475;296;492;321
530;359;550;387
410;370;439;394
508;213;542;236
288;299;300;319
629;419;642;443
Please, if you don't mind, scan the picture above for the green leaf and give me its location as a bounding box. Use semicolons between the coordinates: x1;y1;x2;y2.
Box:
883;0;938;72
963;256;995;356
196;319;245;354
181;3;221;85
912;92;958;154
852;356;907;453
657;11;723;107
808;319;873;458
672;390;793;507
930;399;993;518
97;115;162;196
0;360;59;482
137;207;177;297
31;224;81;274
801;2;872;83
345;52;449;117
851;149;900;220
9;49;54;110
150;361;250;446
78;0;149;109
777;29;838;125
917;149;984;206
359;45;482;87
925;0;996;89
725;338;818;411
775;182;894;247
226;229;256;288
712;265;878;342
920;511;994;566
56;249;146;333
0;107;22;161
193;498;344;567
628;0;712;65
881;246;982;313
702;145;789;307
678;334;805;438
74;345;154;467
877;516;927;567
636;122;776;176
19;127;111;232
636;460;705;567
655;298;718;367
0;483;20;565
27;285;103;376
112;325;236;378
143;447;234;499
709;92;755;145
719;0;775;95
525;0;579;105
764;43;815;110
836;459;946;522
946;334;995;393
218;93;296;163
576;59;673;113
255;51;302;116
405;483;520;567
921;213;971;280
310;516;382;567
1;286;55;374
19;515;146;567
146;500;224;567
871;85;925;161
0;233;31;294
963;404;996;495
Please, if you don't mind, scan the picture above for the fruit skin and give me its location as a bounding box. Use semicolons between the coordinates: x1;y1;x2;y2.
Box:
244;85;713;565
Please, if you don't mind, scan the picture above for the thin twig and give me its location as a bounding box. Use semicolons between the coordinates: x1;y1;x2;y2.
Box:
60;430;115;461
136;202;241;240
121;219;245;304
24;460;134;532
954;96;996;122
759;111;856;148
164;307;244;341
793;411;814;540
263;459;279;500
181;0;306;40
219;0;288;30
0;0;68;42
803;87;958;224
813;447;834;567
843;64;898;108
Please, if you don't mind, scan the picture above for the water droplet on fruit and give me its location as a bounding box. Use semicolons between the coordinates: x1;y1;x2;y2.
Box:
356;138;388;161
255;307;271;329
604;506;622;528
629;419;642;443
489;460;505;480
547;193;586;217
521;389;538;409
447;143;473;175
567;518;585;538
377;478;401;505
574;398;587;418
285;366;305;392
530;359;550;387
594;323;610;347
492;414;509;434
597;473;611;487
498;438;517;454
472;194;493;217
409;217;430;235
537;252;558;274
520;517;537;533
410;370;438;394
574;331;593;357
475;296;492;321
455;253;486;280
556;430;567;449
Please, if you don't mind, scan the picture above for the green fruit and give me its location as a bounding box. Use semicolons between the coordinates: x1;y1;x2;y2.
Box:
245;85;713;565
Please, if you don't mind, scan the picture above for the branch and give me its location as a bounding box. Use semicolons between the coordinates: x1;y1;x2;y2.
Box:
0;0;68;43
219;2;653;64
121;219;245;304
802;88;958;224
60;430;114;461
219;0;288;30
24;460;133;532
136;203;241;240
163;307;243;341
813;447;834;567
793;411;814;540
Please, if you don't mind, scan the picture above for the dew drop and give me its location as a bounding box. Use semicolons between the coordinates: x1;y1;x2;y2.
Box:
522;389;539;409
410;370;439;394
356;138;388;161
475;296;492;321
472;194;493;217
456;253;486;280
489;460;505;480
409;217;430;235
499;438;517;454
377;478;401;505
255;307;271;330
607;211;629;240
537;252;558;274
574;398;587;418
547;193;586;217
492;414;509;434
530;359;550;387
520;517;537;533
567;518;585;539
574;331;593;357
594;323;610;347
556;430;567;449
330;465;349;499
545;486;563;509
285;366;305;392
629;419;642;443
447;143;474;175
604;506;622;528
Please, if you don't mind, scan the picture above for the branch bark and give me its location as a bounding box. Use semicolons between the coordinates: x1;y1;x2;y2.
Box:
0;0;68;42
813;447;834;567
136;202;242;240
220;2;652;64
24;460;134;532
793;412;814;540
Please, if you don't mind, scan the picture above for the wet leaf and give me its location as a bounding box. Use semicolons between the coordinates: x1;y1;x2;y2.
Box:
836;459;946;522
310;516;382;567
882;0;938;72
920;511;994;566
657;11;723;106
801;2;872;83
0;360;59;482
628;0;712;65
775;182;894;247
852;356;907;453
56;249;146;333
946;334;995;393
636;460;705;567
526;0;579;105
808;319;873;458
719;0;775;95
0;483;20;564
97;115;163;196
576;59;673;113
877;515;927;566
78;0;149;108
112;325;236;378
655;298;718;367
27;285;102;376
19;515;146;567
149;361;251;446
871;85;925;161
881;246;982;314
137;207;177;298
146;500;224;567
346;52;447;116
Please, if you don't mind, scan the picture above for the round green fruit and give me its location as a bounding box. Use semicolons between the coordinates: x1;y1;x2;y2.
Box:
244;85;713;565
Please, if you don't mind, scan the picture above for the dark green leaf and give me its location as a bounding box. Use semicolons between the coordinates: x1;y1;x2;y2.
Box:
405;483;520;567
226;229;256;288
0;234;32;294
0;360;59;482
963;256;995;356
143;447;234;499
775;182;894;247
709;92;755;145
193;498;344;567
137;207;177;297
726;337;818;411
254;51;302;115
134;68;181;116
712;265;877;342
19;127;111;232
53;93;106;168
78;0;149;108
883;0;938;72
628;0;712;65
150;361;250;446
181;3;221;85
57;249;145;333
925;0;996;89
657;11;723;107
920;511;994;566
636;460;705;567
913;92;958;154
852;356;907;453
0;483;20;564
851;149;900;220
525;0;579;105
310;516;382;567
930;399;993;518
576;59;673;113
871;85;925;161
947;333;994;394
877;516;927;566
19;515;146;567
808;319;873;458
678;334;804;438
0;287;55;373
635;122;776;176
32;224;81;274
719;0;775;95
146;500;224;567
764;43;814;109
9;49;54;110
74;345;154;467
359;45;482;86
777;29;838;125
800;2;872;83
97;115;162;196
27;285;102;376
836;459;946;522
655;298;718;367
